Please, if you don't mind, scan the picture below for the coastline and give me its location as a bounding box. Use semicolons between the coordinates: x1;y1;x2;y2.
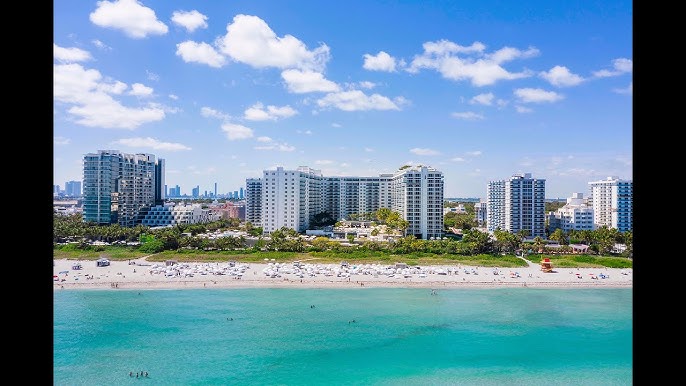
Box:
53;257;632;290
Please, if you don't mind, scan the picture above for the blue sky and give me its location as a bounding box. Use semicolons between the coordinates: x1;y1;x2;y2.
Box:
53;0;632;198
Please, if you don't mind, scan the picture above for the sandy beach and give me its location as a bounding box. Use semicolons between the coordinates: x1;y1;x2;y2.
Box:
53;257;632;290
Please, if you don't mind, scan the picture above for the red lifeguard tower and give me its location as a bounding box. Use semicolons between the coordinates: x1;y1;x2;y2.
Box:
540;257;553;273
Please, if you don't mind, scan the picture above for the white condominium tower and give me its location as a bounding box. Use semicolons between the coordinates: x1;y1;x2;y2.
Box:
487;173;546;238
547;192;594;232
82;150;165;227
247;165;444;240
588;176;633;232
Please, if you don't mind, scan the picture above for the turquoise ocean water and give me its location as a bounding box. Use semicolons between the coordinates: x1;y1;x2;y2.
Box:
54;288;632;385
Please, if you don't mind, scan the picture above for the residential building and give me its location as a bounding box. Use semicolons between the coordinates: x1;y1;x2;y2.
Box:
245;178;263;225
246;165;444;240
140;203;213;227
475;199;487;228
588;176;633;232
547;192;594;233
82;150;164;227
487;173;546;238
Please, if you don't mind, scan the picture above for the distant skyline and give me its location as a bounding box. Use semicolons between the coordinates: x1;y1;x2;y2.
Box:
54;0;632;198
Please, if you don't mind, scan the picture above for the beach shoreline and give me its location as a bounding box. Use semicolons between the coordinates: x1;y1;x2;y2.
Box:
53;257;632;290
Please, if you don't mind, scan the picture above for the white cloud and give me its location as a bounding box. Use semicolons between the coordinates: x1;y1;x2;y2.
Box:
217;14;330;71
89;0;168;39
470;93;494;105
358;81;375;89
146;70;159;81
451;111;484;120
281;69;339;93
515;105;533;113
113;137;191;150
221;122;253;140
244;103;297;121
410;148;440;156
407;39;538;86
129;83;153;97
363;51;397;72
256;136;272;142
176;41;227;68
451;157;465;162
466;151;482;156
168;94;178;100
200;106;230;120
54;44;92;63
54;63;165;129
316;90;401;111
331;123;342;128
592;58;633;78
315;160;334;165
171;10;208;32
613;82;633;95
514;88;564;103
296;129;312;135
254;142;295;151
364;147;374;152
539;65;584;87
91;39;111;50
54;136;71;145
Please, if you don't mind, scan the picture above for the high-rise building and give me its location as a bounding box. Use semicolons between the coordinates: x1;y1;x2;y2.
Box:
239;187;244;199
487;173;546;238
64;180;82;197
192;186;199;198
547;193;594;233
246;165;444;240
588;176;632;232
245;178;263;225
82;150;164;226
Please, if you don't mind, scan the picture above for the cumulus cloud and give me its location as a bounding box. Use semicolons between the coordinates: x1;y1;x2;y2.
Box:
315;160;334;165
90;0;168;39
244;102;298;121
539;65;584;87
171;10;208;32
407;39;538;86
358;81;375;89
281;69;339;93
363;51;398;72
256;136;272;142
593;58;632;78
54;63;165;129
217;14;330;71
466;151;482;156
176;41;227;68
514;88;564;103
451;111;484;120
470;93;494;105
200;106;230;120
410;148;440;156
168;94;178;100
515;105;533;113
54;44;92;63
316;90;401;111
113;137;191;150
129;83;153;97
221;122;254;140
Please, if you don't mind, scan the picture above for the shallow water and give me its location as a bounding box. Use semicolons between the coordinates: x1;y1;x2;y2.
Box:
54;288;632;385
